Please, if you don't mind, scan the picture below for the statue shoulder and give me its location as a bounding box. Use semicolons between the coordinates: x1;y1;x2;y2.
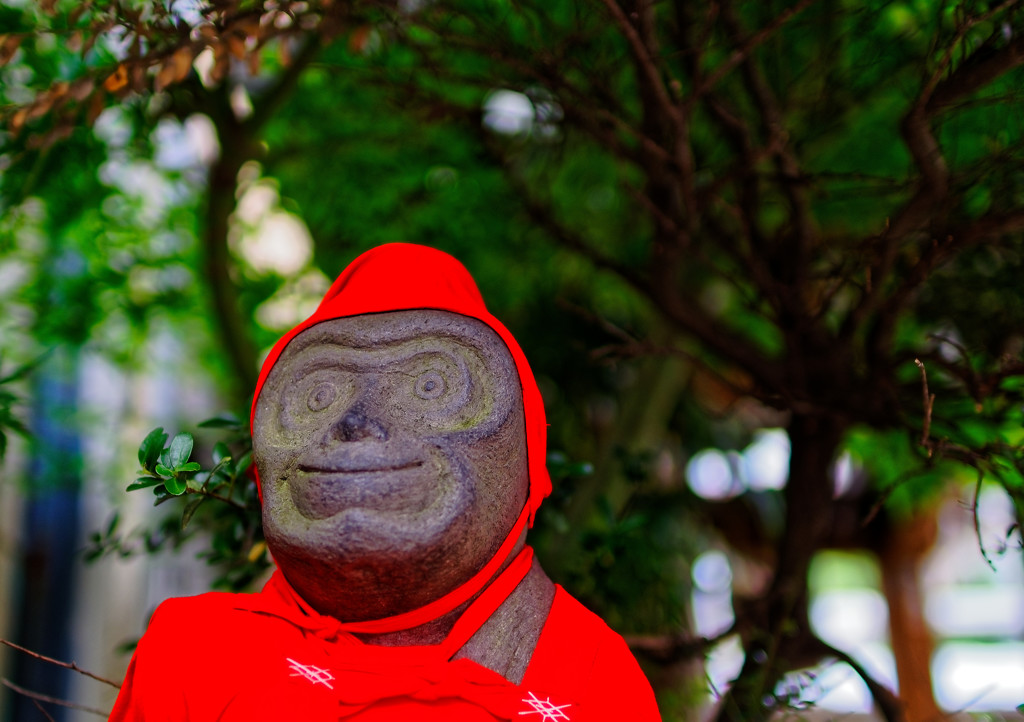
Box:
525;587;662;721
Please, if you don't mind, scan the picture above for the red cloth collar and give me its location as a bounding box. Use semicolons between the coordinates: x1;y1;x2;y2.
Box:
239;546;537;718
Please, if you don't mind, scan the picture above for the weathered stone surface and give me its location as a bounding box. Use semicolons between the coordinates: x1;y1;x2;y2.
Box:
253;309;553;680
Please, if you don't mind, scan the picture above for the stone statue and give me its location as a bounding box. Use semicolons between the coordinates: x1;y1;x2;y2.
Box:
110;244;660;721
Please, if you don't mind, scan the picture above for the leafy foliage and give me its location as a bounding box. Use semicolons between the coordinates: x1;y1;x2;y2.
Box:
0;354;34;461
86;415;266;591
5;0;1024;718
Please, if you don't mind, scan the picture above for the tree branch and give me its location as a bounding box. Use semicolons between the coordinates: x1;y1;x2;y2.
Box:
927;28;1024;114
813;640;904;722
0;638;120;689
600;0;697;221
625;624;737;664
718;0;818;290
917;0;1023;110
694;0;820;99
0;678;109;718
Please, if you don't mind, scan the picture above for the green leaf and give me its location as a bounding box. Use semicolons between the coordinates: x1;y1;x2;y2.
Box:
127;476;163;491
154;464;174;477
138;427;168;471
212;441;230;464
163;476;187;495
235;450;252;476
167;432;194;468
0;358;37;385
198;414;242;429
177;461;201;472
181;496;206;529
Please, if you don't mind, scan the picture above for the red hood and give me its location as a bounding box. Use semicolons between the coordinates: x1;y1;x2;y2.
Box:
250;243;551;525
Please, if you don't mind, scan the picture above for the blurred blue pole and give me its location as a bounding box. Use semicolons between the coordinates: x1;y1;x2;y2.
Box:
8;352;81;722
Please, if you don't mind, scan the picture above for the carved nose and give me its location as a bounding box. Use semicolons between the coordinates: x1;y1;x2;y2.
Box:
332;408;388;442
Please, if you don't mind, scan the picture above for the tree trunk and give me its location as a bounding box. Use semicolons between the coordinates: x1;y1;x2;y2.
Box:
879;509;941;721
717;412;846;721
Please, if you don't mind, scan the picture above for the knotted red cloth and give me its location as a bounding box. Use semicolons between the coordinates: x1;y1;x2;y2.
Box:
110;244;661;720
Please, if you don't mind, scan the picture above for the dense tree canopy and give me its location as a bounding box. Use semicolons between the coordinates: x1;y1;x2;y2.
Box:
2;0;1024;719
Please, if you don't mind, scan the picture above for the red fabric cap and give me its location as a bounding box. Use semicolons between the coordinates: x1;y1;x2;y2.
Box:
249;243;551;525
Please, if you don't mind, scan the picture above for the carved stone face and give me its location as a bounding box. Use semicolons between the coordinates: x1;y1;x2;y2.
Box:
253;309;529;620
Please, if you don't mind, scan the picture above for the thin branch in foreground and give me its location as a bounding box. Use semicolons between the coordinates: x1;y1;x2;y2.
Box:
0;638;120;689
31;698;57;722
0;678;110;718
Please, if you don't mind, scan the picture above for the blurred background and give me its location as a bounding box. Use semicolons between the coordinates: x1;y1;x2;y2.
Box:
1;1;1023;720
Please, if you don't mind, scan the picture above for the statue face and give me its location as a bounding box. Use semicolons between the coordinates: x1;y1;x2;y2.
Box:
253;310;529;619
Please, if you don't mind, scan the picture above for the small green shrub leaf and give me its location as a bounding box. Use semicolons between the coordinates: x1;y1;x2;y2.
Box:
167;432;193;468
212;442;230;464
138;427;168;471
163;476;187;495
198;414;242;430
181;497;206;529
235;450;252;475
127;476;162;491
154;464;174;477
177;462;201;472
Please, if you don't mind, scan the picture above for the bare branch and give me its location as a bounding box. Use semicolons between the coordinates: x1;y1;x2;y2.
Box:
694;0;820;98
31;699;56;722
0;678;110;718
599;0;697;220
917;0;1023;110
718;0;818;288
0;638;120;689
927;28;1024;114
914;359;936;454
972;468;997;571
958;210;1024;243
625;624;737;664
597;0;683;141
813;640;904;722
890;16;1024;242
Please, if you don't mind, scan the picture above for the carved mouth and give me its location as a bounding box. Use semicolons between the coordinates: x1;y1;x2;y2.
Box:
289;459;437;520
296;460;424;474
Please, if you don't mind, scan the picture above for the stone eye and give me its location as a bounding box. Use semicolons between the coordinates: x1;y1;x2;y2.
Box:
307;382;337;412
415;371;446;400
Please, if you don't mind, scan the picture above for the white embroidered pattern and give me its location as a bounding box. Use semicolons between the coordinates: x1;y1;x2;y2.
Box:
286;658;335;689
519;691;571;721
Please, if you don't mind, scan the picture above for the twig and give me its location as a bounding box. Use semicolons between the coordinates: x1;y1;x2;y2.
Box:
597;0;684;141
926;23;1024;113
971;467;997;571
914;359;936;454
863;465;933;527
31;699;57;722
918;0;1022;108
0;678;110;718
624;624;738;664
0;639;120;689
694;0;820;97
597;0;697;219
815;641;904;722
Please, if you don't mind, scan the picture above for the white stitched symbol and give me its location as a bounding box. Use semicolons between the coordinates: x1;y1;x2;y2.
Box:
519;691;571;720
286;658;335;689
